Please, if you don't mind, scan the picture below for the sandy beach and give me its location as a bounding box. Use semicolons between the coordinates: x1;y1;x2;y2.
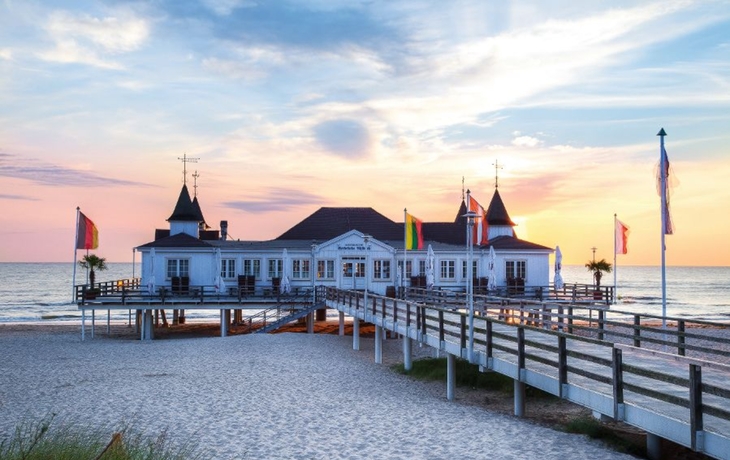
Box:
0;324;640;459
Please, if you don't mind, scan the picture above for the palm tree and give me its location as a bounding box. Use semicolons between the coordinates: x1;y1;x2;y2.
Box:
585;258;612;288
79;254;108;288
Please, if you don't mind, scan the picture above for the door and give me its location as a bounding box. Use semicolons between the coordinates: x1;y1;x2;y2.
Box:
341;257;365;290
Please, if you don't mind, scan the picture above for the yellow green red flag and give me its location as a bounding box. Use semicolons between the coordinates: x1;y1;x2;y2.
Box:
405;213;423;250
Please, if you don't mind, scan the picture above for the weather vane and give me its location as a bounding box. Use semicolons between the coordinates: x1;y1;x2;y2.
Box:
493;160;503;189
177;153;200;185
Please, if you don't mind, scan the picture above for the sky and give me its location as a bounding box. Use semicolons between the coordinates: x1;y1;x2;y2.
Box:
1;0;729;266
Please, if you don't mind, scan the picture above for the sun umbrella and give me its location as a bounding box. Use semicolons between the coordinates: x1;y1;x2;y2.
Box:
425;244;435;289
214;248;226;294
280;248;291;294
146;247;156;294
487;246;497;291
554;245;564;290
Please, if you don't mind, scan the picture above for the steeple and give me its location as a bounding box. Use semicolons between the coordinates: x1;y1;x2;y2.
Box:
167;184;199;222
486;188;516;238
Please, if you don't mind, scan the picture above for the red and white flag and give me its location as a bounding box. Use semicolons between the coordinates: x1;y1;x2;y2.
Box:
615;219;630;255
468;195;489;245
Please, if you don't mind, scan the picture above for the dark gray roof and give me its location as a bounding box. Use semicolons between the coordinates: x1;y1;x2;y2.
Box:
276;207;402;241
167;185;200;222
138;232;213;249
486;189;516;226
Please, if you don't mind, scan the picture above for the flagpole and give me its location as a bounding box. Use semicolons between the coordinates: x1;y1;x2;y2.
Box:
72;207;80;301
658;128;668;332
613;213;618;304
403;208;408;298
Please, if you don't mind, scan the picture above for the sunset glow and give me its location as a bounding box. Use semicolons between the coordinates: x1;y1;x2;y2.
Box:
1;1;728;266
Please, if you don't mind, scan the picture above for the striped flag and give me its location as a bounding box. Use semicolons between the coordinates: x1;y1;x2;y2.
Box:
405;212;424;250
615;219;630;255
76;212;99;249
658;145;674;235
468;195;489;245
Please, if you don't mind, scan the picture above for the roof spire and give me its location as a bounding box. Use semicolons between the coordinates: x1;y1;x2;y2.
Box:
177;153;199;185
493;159;503;189
461;176;465;201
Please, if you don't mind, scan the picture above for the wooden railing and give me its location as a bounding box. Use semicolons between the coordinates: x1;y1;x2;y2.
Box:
324;287;730;459
404;283;614;304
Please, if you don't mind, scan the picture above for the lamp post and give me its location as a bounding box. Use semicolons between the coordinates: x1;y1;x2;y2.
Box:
362;234;371;307
463;211;478;361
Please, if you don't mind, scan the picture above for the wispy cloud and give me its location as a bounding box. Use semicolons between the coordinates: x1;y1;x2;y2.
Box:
0;153;152;187
0;193;38;201
222;187;328;212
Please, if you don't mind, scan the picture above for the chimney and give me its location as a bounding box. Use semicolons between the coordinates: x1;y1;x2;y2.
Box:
220;220;228;241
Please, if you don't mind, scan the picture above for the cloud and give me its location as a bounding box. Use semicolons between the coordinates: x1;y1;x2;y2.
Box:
313;119;371;158
222;187;327;212
512;135;542;148
0;193;38;201
201;0;255;16
0;153;152;188
38;9;150;68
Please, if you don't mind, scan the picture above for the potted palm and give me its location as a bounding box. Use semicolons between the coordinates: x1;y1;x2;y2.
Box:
79;254;108;299
585;258;612;300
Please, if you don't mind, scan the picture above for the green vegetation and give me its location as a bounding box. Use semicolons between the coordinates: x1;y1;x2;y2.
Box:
584;259;612;288
0;415;209;460
78;253;108;288
563;416;645;457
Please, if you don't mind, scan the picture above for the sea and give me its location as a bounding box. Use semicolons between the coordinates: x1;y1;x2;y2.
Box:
0;263;729;324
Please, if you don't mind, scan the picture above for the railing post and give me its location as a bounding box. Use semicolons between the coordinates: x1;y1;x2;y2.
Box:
420;306;426;338
633;315;641;347
689;364;703;452
381;297;386;321
557;304;564;332
567;306;573;334
486;320;493;361
598;309;605;341
558;335;567;398
405;302;411;328
460;314;467;353
438;310;445;345
612;347;624;421
678;320;686;356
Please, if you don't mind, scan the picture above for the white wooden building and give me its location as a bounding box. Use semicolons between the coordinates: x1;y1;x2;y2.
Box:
136;185;553;297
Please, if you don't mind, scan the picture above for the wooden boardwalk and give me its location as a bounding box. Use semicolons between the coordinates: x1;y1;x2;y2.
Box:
324;287;730;460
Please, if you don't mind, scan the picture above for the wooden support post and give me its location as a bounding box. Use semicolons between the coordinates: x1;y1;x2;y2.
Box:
438;310;445;345
515;327;525;416
446;353;456;401
220;309;228;337
689;364;703;452
307;312;314;334
557;304;564;332
612;347;624;420
567;306;573;334
646;433;662;460
514;379;526;417
403;336;412;371
634;315;641;347
420;306;427;338
353;317;360;351
486;321;493;361
374;325;383;364
339;311;345;336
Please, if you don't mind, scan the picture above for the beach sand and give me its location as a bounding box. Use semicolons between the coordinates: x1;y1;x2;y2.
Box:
0;323;700;459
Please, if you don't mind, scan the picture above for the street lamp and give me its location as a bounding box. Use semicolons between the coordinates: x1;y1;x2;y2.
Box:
463;211;478;361
362;234;371;307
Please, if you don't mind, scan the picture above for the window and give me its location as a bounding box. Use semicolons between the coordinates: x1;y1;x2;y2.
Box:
440;260;455;279
221;259;236;279
317;260;335;279
506;260;526;280
418;260;426;276
461;260;479;279
243;259;261;278
268;259;282;279
342;261;365;277
373;260;391;279
166;259;189;279
292;259;310;279
396;261;412;279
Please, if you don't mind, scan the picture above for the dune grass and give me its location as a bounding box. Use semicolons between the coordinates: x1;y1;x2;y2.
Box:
0;414;210;460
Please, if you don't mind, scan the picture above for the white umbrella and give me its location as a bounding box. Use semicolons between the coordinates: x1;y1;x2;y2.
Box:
214;248;226;294
280;248;291;294
487;246;497;291
425;244;435;289
146;247;156;294
554;245;564;290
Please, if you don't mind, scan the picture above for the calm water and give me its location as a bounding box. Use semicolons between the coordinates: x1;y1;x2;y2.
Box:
0;263;728;323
